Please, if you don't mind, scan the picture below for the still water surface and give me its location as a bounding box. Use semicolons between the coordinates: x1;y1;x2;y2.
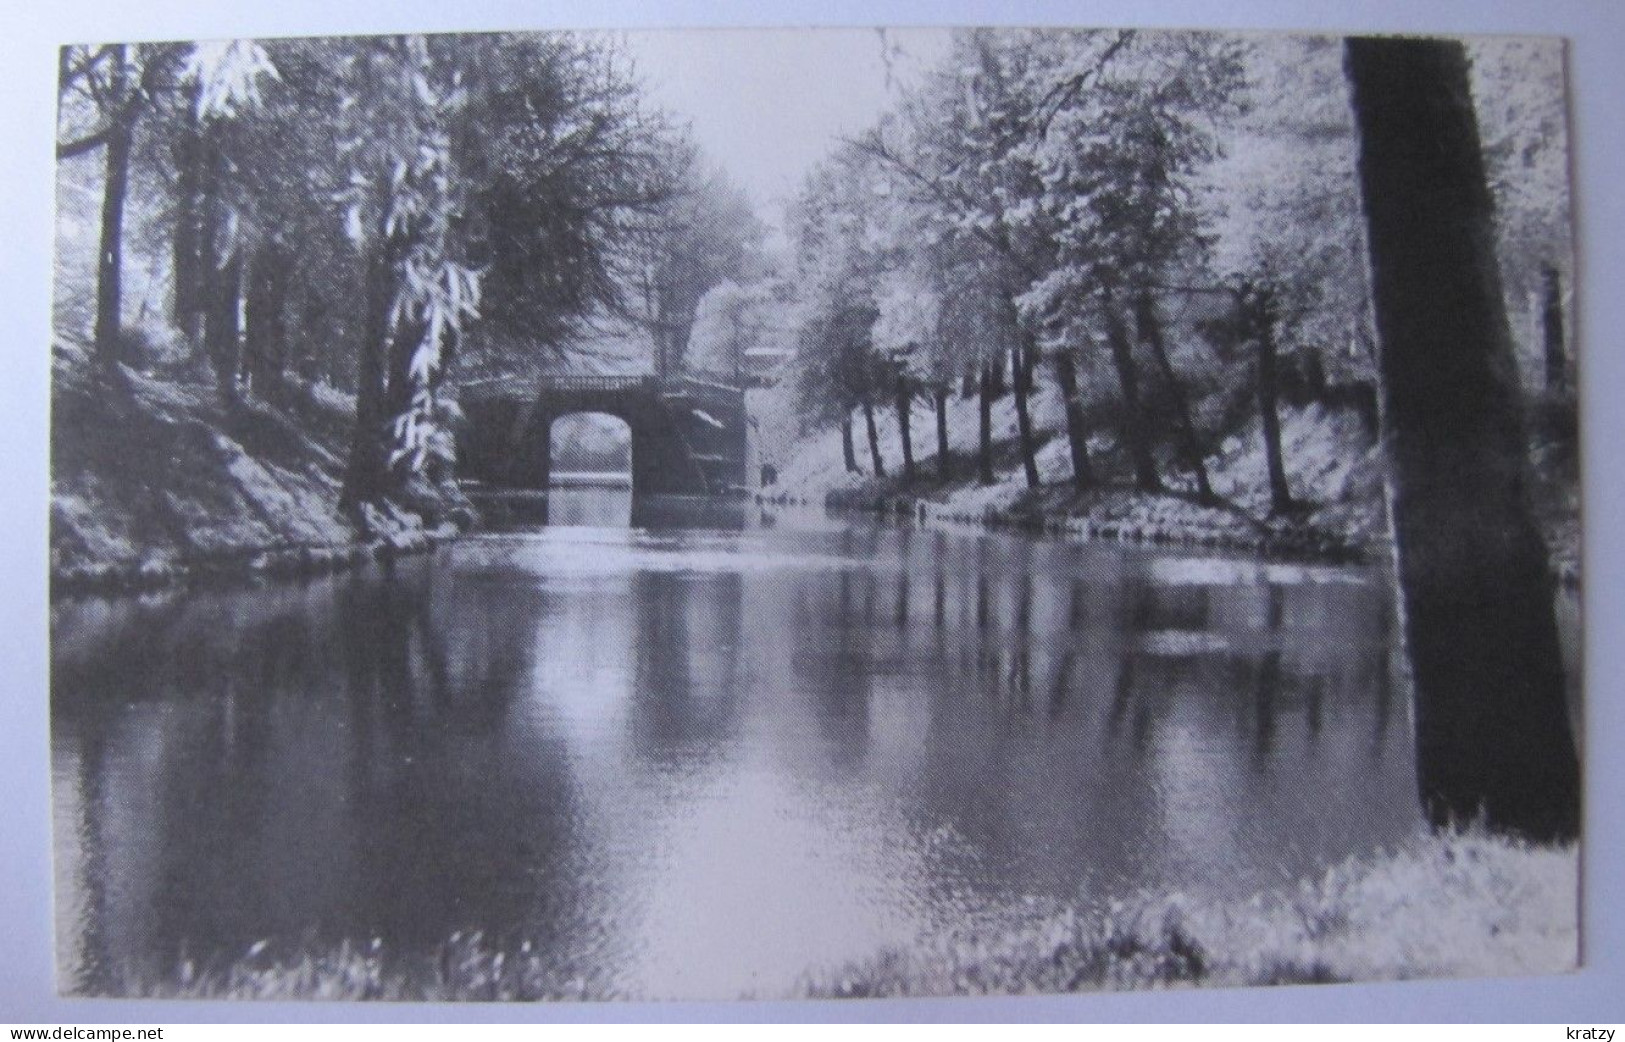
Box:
52;488;1423;999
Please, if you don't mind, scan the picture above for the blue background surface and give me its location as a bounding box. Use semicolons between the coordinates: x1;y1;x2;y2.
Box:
3;0;1620;1023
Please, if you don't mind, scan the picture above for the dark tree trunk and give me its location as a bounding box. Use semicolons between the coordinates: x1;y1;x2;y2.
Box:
1135;292;1213;502
978;362;996;485
171;99;204;337
1053;346;1093;493
202;249;242;409
1346;35;1580;841
895;370;915;482
1016;337;1038;395
841;414;859;473
244;244;291;405
935;386;951;481
195;131;243;407
988;350;1007;397
294;291;328;384
1242;284;1295;515
960;367;977;399
342;241;399;510
1102;295;1162;492
92;46;132;365
1010;340;1041;490
862;398;886;477
1542;264;1568;393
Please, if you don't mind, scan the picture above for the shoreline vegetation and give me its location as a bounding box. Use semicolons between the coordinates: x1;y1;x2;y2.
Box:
50;351;1580;596
49;338;471;600
756;383;1582;583
82;829;1575;1002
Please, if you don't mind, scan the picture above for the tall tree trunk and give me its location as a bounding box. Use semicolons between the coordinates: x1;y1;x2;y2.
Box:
977;362;995;485
1053;346;1093;493
862;398;886;477
196;132;243;407
92;46;132;365
171;98;204;338
895;370;915;482
935;386;951;481
1135;291;1213;502
1243;284;1294;515
1102;294;1162;492
1010;340;1041;490
202;248;243;409
1542;263;1568;393
343;241;398;510
841;414;859;473
1346;35;1579;841
244;244;291;405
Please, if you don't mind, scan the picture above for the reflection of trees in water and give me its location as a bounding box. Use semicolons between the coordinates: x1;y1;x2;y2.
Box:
812;555;873;765
58;702;114;995
1125;581;1213;633
54;559;598;974
899;556;1423;907
53;523;1432;989
627;570;746;763
1252;650;1282;768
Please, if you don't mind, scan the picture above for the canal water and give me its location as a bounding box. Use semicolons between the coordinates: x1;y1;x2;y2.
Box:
51;488;1425;999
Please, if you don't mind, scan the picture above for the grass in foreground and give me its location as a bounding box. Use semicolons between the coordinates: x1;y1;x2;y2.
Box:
85;830;1576;1001
807;829;1577;999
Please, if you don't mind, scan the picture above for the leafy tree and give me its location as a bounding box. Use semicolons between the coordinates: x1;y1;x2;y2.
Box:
629;159;765;380
1017;30;1242;497
328;36;484;507
873;267;942;483
1470;38;1575;393
687;279;775;383
56;41;274;365
455;34;679;358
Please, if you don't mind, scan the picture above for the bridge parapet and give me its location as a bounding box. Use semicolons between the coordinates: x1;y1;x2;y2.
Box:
460;373;659;402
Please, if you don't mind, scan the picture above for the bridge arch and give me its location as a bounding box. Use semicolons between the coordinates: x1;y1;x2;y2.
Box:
545;412;633;487
458;374;748;499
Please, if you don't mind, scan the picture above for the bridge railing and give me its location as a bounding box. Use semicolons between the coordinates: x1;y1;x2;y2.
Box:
539;374;659;394
459;372;744;403
459;373;657;401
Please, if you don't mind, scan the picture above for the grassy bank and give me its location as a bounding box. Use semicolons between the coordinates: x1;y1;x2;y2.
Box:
762;383;1388;562
50;339;470;597
83;830;1575;1002
761;381;1581;577
807;829;1577;999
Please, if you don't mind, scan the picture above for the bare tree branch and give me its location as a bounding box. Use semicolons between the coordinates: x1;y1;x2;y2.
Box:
55;43;179;160
844;131;1032;280
1032;29;1136;141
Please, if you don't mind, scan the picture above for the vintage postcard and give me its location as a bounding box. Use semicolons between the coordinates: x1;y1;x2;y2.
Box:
49;25;1580;1001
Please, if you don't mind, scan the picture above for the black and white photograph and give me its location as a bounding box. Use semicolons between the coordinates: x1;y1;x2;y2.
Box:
45;19;1586;1005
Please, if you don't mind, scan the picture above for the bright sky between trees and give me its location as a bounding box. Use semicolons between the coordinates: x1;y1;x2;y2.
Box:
621;26;952;234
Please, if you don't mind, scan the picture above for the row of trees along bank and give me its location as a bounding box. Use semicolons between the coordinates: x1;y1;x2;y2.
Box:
787;31;1573;519
783;30;1578;841
55;35;763;517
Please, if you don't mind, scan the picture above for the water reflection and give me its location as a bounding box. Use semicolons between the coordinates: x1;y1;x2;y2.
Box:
53;495;1424;999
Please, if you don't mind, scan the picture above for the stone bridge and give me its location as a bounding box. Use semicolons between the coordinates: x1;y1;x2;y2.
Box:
457;374;749;497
